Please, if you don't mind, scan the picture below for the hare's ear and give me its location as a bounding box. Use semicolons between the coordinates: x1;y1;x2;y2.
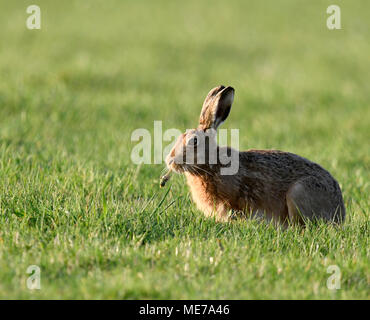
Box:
198;85;234;130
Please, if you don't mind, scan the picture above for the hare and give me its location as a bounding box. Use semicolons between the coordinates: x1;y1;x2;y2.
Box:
163;85;346;226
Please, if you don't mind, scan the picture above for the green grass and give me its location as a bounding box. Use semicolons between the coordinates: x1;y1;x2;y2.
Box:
0;0;369;299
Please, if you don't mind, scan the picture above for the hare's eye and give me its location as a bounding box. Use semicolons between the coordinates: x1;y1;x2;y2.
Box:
189;137;198;146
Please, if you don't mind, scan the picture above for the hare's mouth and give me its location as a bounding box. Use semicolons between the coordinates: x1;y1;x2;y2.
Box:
177;163;213;177
167;158;202;174
166;159;183;173
170;163;185;174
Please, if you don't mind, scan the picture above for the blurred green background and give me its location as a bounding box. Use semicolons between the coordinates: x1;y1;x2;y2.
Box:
0;0;368;299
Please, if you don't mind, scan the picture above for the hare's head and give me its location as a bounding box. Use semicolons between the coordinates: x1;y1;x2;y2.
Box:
166;85;234;173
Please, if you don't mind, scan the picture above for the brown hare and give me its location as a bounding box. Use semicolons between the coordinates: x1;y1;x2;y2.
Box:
162;85;346;226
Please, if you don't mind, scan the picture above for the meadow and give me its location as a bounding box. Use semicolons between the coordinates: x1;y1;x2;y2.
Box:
0;0;368;299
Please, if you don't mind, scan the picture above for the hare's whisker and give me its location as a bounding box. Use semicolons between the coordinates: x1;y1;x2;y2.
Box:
193;165;214;177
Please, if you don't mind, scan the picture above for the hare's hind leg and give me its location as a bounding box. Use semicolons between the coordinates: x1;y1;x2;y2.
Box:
286;176;344;224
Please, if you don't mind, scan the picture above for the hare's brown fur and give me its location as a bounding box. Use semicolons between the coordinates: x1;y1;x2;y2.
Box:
165;86;346;226
185;148;345;225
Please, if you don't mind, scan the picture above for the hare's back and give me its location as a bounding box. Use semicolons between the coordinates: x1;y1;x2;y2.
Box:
240;149;338;187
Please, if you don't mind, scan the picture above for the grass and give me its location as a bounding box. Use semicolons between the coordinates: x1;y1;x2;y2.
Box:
0;0;369;299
